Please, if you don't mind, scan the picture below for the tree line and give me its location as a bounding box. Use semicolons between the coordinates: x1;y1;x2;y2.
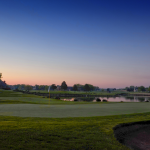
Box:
7;80;150;93
126;86;150;92
8;81;100;92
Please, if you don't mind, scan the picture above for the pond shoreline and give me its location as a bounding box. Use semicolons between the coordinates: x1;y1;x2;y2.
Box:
129;93;150;96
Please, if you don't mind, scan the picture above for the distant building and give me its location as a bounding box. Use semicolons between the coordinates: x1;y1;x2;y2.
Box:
57;85;61;90
67;86;73;91
77;85;84;91
109;88;116;91
94;86;100;91
32;86;36;90
134;87;138;92
9;85;16;90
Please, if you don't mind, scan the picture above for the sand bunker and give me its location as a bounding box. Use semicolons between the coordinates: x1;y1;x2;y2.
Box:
113;121;150;150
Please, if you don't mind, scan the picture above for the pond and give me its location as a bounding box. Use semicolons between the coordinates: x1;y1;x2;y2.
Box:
62;96;150;102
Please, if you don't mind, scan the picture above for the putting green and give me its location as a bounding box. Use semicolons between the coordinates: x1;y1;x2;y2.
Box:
0;103;150;118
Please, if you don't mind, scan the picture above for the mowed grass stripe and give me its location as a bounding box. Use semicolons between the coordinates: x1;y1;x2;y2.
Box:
0;103;150;118
0;97;50;104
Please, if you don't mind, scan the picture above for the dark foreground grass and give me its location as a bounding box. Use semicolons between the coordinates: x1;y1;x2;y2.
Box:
1;112;150;150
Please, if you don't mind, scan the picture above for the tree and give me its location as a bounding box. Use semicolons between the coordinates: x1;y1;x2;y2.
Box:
148;87;150;93
61;81;67;90
25;85;32;92
18;85;22;90
35;84;39;90
130;86;134;91
21;84;26;90
94;86;100;91
51;84;57;90
126;86;134;92
126;87;130;91
107;88;110;93
138;86;146;92
88;84;94;91
76;84;84;91
39;85;44;91
15;84;21;90
73;84;78;91
18;84;25;90
84;84;90;91
0;73;2;80
45;85;49;91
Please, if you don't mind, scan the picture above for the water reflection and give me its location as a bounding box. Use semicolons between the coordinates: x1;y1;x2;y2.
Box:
125;96;134;100
62;96;150;102
137;97;145;102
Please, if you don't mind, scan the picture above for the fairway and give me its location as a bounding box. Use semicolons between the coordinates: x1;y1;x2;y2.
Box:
0;103;150;118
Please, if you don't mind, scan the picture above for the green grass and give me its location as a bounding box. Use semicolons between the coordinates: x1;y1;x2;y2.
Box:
0;89;40;97
0;89;122;105
129;92;150;95
1;103;150;118
0;97;94;105
1;89;150;149
0;100;34;104
30;90;128;96
0;89;83;104
1;112;150;150
1;90;150;118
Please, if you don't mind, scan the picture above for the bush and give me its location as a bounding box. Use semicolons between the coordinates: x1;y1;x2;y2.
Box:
103;99;108;102
55;96;60;99
2;87;11;90
74;98;79;101
96;98;101;102
80;97;94;101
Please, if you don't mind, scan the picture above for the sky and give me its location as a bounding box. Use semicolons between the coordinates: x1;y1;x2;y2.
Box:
0;0;150;88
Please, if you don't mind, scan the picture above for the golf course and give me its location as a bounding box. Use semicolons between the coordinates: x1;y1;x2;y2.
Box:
1;0;150;149
1;89;150;150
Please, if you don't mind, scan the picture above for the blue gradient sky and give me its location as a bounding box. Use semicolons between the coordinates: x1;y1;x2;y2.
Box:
1;0;150;88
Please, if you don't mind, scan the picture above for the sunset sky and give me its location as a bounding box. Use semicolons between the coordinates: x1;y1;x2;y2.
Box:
1;0;150;88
